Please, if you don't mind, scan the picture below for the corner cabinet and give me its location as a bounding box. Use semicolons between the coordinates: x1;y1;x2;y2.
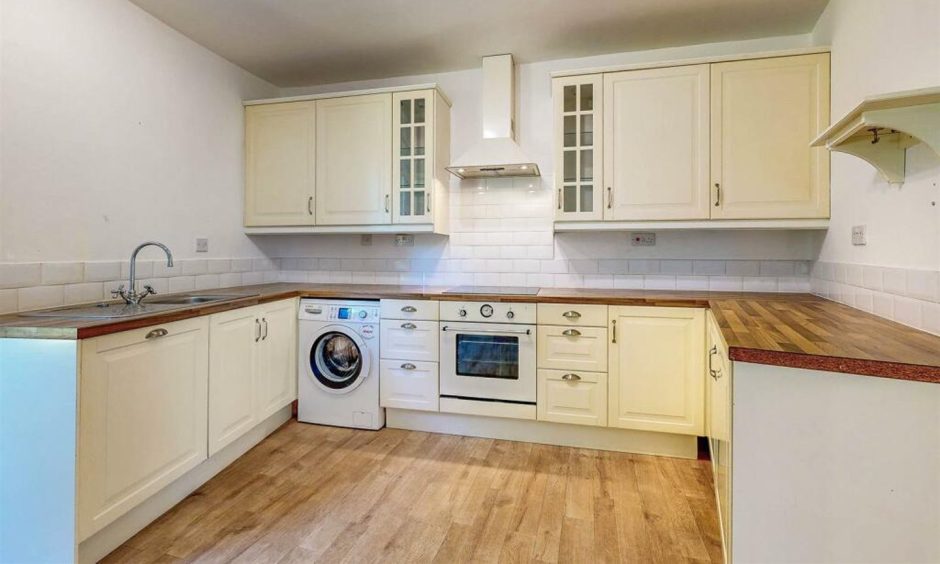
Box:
243;85;451;234
553;51;830;228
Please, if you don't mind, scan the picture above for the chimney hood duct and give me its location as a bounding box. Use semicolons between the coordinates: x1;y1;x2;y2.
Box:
447;54;540;179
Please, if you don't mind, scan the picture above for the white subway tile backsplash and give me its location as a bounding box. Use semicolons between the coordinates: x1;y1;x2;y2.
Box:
861;265;883;291
568;260;598;274
207;259;232;274
63;282;104;304
693;260;725;276
743;277;779;292
121;260;151;280
660;260;693;275
725;261;760;277
613;275;644;289
643;275;676;290
42;262;84;285
583;274;614;289
708;276;743;291
18;285;64;311
882;267;906;295
1;263;42;289
231;258;254;272
760;261;796;277
194;274;220;290
893;296;923;329
0;290;18;314
168;276;195;293
628;260;660;274
676;276;710;291
219;273;243;287
241;271;264;285
923;302;940;335
905;269;939;302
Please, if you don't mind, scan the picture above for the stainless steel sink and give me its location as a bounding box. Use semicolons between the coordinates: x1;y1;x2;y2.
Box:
19;293;259;319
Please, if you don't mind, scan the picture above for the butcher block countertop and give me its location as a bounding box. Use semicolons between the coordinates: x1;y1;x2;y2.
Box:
1;283;938;383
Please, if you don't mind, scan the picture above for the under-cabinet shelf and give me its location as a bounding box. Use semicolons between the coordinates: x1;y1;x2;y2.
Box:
811;86;940;184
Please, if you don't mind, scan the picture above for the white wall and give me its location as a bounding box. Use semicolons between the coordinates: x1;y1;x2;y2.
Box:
268;34;821;291
810;0;940;335
0;0;279;263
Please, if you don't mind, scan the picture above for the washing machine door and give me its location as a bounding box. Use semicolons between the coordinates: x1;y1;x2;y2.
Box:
307;326;371;394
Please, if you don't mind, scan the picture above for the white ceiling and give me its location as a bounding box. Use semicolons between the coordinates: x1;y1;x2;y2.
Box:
129;0;829;87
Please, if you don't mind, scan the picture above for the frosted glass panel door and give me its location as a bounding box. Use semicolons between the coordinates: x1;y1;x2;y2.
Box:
553;75;603;221
393;91;434;224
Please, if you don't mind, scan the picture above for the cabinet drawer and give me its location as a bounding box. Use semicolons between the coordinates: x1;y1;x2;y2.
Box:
380;299;439;321
380;360;439;412
537;325;608;372
537;369;607;427
380;319;439;361
537;303;608;327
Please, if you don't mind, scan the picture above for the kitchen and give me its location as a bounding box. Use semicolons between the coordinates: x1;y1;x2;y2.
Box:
1;0;939;563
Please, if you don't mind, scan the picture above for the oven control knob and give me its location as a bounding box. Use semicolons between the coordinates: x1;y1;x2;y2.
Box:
458;308;467;317
480;304;494;318
506;310;515;319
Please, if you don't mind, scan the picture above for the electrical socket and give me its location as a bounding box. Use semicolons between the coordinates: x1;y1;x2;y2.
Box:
630;232;656;246
360;234;372;246
195;238;209;253
394;234;414;247
851;225;867;246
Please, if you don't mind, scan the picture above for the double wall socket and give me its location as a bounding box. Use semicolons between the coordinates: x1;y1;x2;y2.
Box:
631;232;656;246
394;234;414;247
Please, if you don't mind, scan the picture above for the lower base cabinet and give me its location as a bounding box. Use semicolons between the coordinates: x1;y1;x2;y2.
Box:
608;306;705;435
379;359;439;411
78;316;209;541
537;369;608;426
706;311;733;562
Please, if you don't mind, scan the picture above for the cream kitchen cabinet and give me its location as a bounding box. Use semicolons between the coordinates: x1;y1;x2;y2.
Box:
244;101;316;226
393;90;450;228
78;316;209;540
379;299;440;412
553;74;604;220
537;325;608;373
603;65;710;220
380;360;440;412
706;311;733;562
208;298;297;456
608;306;705;435
316;93;392;225
711;53;830;219
537;369;608;427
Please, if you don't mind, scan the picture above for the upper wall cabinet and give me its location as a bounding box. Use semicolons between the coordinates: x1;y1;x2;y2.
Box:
553;51;831;230
711;54;830;219
243;85;451;234
244;101;316;227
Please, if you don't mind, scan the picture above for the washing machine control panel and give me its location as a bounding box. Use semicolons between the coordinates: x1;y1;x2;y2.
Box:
300;301;380;323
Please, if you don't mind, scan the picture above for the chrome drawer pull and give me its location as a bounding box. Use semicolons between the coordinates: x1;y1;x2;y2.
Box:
562;310;581;319
255;318;261;342
146;328;168;340
401;322;417;330
561;328;581;337
441;326;531;336
401;363;417;370
561;373;581;381
401;305;418;313
708;345;722;380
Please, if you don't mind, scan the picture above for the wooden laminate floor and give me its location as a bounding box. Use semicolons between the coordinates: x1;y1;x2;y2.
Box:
104;420;723;563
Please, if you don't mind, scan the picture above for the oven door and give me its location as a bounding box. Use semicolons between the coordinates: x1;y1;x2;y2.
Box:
440;322;536;403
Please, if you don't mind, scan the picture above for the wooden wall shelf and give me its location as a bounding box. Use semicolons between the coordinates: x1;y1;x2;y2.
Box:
811;87;940;184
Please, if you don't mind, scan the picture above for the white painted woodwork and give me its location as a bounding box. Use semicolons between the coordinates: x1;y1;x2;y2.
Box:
255;299;298;421
393;90;434;224
706;311;732;562
244;101;316;226
379;299;439;321
553;74;604;220
537;325;608;372
711;53;831;219
379;360;439;412
603;65;710;220
208;305;261;456
537;369;608;427
315;93;392;225
608;306;705;435
438;397;537;421
380;319;439;362
77;317;209;540
536;303;608;327
552;218;830;232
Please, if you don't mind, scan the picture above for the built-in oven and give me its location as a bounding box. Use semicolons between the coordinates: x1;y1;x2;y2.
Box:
439;301;537;405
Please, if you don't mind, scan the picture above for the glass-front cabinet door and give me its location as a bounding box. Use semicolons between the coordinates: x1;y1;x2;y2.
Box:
553;74;603;221
393;90;434;224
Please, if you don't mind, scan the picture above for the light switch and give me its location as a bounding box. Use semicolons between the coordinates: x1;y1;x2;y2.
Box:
195;238;209;252
851;225;867;246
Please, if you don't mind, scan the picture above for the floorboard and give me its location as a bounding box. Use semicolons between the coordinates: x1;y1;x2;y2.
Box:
103;420;723;563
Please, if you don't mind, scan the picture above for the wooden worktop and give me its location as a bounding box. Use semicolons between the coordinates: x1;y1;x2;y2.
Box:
1;283;938;383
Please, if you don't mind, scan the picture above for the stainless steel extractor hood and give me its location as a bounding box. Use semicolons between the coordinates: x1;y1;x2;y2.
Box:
447;54;540;179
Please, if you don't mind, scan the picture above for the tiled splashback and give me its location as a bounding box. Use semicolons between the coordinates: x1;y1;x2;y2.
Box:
812;262;940;336
0;258;280;314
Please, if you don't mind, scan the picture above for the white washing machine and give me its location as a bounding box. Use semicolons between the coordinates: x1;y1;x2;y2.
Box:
298;299;385;430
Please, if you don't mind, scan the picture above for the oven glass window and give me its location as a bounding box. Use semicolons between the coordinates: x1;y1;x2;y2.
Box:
455;334;519;379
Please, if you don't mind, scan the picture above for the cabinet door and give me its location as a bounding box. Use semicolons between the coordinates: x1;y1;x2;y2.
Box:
393;91;434;224
553;75;603;220
711;53;830;219
316;94;392;225
537;325;608;372
78;317;209;540
380;359;439;412
537;369;607;427
604;65;710;220
608;306;705;435
244;102;316;226
380;319;439;362
208;305;260;456
256;299;298;421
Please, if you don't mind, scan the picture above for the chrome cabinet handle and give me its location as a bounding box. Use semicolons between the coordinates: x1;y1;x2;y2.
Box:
714;183;721;207
145;328;168;340
562;328;581;337
561;373;581;381
385;194;390;213
401;305;417;313
441;326;531;336
401;322;417;330
708;345;722;379
401;363;417;370
307;196;313;215
262;318;268;340
611;319;616;343
562;310;581;319
557;189;562;210
607;186;613;209
255;318;261;342
427;192;431;213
